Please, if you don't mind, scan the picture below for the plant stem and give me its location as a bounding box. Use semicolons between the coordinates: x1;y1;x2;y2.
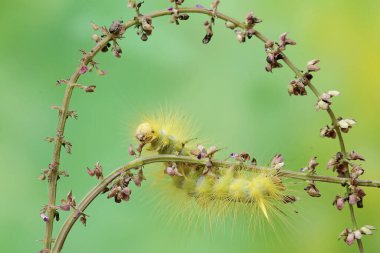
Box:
45;6;371;253
275;39;362;253
51;154;380;252
43;35;112;250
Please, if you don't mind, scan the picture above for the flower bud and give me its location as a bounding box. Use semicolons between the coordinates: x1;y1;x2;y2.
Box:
345;232;355;245
92;34;100;42
354;230;362;240
225;21;237;29
84;85;96;93
333;196;346;210
40;213;49;222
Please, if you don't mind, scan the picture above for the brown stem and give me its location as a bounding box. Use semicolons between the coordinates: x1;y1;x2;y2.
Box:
44;5;370;253
43;35;112;249
51;154;380;253
276;40;362;253
43;8;247;250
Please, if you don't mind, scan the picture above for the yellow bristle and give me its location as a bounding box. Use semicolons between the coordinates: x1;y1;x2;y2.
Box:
134;110;291;230
228;178;248;201
258;200;269;220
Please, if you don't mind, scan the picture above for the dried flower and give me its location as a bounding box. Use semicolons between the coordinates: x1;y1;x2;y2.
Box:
45;137;55;143
90;22;100;31
333;195;346;210
68;110;78;120
348;187;366;206
140;33;148;41
351;165;365;179
339;228;356;246
210;0;220;16
120;187;132;201
169;0;185;5
225;21;237;29
112;43;122;58
165;163;183;176
56;79;69;86
316;99;330;110
320;125;336;139
288;79;307;96
54;210;60;221
338;118;357;133
129;144;136;156
202;21;213;44
326;152;349;177
101;42;111;52
133;169;145;187
108;185;132;203
191;144;207;159
40;213;49;222
84;85;96;93
278;32;296;50
62;140;72;154
307;59;320;72
239;152;251;162
79;65;88;75
271;154;284;169
353;230;362;240
91;34;100;42
178;14;189;20
141;16;153;34
265;40;274;48
304;182;321;197
301;156;319;173
96;69;107;76
87;162;104;180
245;11;262;25
348;151;365;161
264;49;283;72
230;152;251;163
360;225;376;235
60;190;76;211
80;214;87;226
235;30;246;43
316;91;340;111
345;232;355;245
109;20;124;35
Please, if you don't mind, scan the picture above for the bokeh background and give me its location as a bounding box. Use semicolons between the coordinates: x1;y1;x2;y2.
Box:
1;0;380;252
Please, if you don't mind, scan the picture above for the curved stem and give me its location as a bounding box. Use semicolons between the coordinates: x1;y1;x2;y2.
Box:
276;39;361;252
51;154;380;252
44;8;248;250
44;5;370;253
43;35;112;249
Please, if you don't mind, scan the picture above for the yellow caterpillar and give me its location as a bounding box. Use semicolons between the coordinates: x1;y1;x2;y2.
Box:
135;111;290;222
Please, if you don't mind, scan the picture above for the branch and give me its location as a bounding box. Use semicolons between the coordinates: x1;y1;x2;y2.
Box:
51;154;380;253
44;5;372;253
43;8;249;249
43;36;113;250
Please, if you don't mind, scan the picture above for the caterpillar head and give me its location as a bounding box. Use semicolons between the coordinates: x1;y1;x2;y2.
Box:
135;122;157;144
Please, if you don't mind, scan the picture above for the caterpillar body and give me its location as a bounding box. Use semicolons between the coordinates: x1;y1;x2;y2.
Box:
135;112;291;222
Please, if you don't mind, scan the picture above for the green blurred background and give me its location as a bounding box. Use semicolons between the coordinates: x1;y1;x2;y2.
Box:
1;0;380;252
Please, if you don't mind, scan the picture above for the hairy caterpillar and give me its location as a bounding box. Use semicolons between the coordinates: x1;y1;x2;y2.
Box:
135;111;292;223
